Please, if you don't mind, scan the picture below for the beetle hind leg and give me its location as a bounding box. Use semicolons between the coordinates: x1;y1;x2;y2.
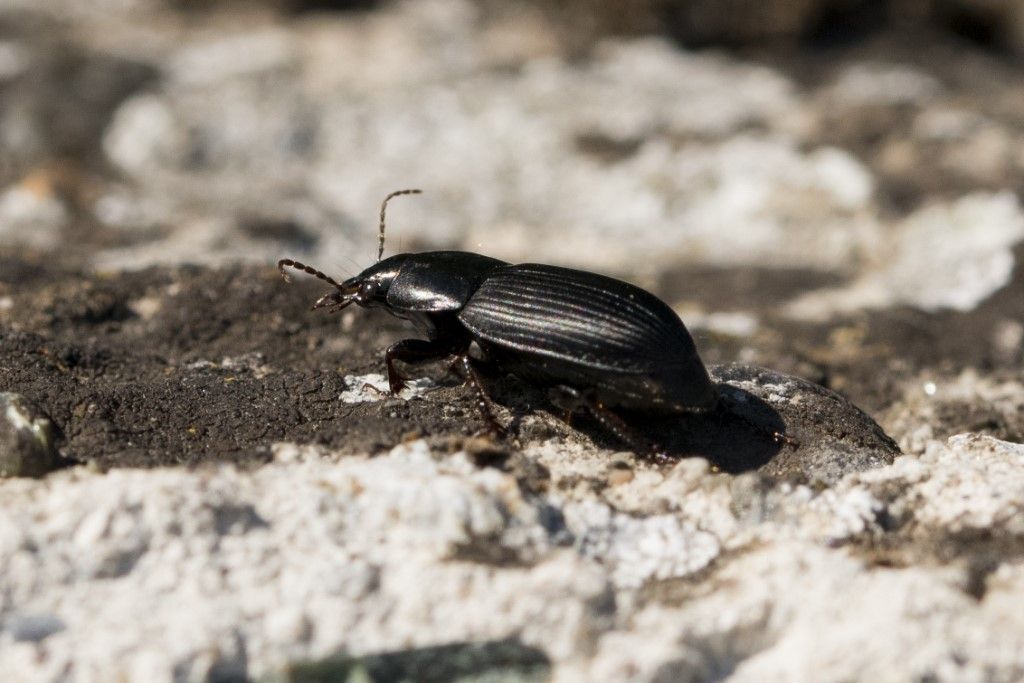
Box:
549;385;671;463
716;400;800;450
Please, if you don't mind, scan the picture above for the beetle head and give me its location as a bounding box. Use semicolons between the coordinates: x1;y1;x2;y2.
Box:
277;253;409;313
318;254;409;312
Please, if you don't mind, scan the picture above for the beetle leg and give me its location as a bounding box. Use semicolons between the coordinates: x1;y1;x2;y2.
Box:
549;385;670;463
450;355;505;438
384;339;456;395
360;382;389;398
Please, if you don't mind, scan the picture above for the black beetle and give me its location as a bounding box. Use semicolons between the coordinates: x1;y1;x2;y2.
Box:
279;189;723;458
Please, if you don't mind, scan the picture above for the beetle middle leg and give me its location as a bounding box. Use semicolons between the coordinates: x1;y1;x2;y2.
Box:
548;385;670;463
449;355;506;438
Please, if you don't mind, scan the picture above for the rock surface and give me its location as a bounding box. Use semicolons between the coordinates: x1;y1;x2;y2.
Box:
709;364;897;484
1;435;1023;681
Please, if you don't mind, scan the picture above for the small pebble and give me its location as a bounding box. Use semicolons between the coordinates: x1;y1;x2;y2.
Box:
607;468;635;486
0;393;62;478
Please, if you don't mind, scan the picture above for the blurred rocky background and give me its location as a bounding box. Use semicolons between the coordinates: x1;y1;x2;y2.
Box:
2;0;1024;681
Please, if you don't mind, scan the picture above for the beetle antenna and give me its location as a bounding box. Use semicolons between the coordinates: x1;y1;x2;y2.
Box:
378;188;422;261
277;259;343;290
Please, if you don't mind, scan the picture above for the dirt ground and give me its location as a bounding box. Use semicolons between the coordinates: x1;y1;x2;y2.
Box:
4;236;1020;473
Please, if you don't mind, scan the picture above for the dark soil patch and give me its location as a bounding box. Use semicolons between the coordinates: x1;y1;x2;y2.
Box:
1;260;492;468
1;256;898;476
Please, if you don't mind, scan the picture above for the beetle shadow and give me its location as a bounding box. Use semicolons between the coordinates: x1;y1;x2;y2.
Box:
448;367;790;474
573;385;788;473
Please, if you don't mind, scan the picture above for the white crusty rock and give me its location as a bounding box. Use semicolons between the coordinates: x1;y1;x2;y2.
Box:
0;181;67;251
93;2;895;275
824;62;942;107
2;436;1024;681
880;371;1024;454
339;373;435;404
787;192;1024;318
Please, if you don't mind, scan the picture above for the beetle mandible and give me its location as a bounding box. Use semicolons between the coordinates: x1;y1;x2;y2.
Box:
278;189;720;458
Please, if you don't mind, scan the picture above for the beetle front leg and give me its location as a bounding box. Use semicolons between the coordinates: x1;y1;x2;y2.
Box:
384;339;457;394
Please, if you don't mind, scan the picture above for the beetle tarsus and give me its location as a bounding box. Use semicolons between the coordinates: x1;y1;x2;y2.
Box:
773;431;800;449
361;382;389;398
644;449;676;465
717;401;799;451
